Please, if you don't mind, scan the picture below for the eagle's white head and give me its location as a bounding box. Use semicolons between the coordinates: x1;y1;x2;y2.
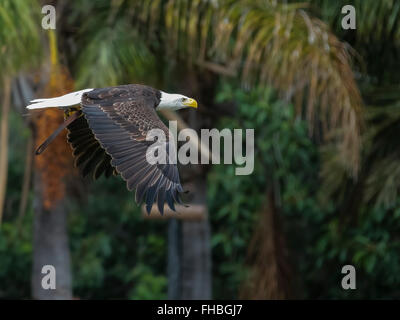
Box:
157;91;198;111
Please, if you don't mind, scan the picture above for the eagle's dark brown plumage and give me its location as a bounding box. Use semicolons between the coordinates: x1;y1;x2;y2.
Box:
29;84;198;215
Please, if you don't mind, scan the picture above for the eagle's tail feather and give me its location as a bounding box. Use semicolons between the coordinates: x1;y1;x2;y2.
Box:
26;88;93;110
35;112;80;155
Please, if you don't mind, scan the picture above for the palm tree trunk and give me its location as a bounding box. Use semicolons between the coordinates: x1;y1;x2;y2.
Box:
31;171;72;299
167;218;182;299
0;77;11;224
30;31;74;299
181;179;211;299
166;180;212;300
181;221;212;299
16;132;33;233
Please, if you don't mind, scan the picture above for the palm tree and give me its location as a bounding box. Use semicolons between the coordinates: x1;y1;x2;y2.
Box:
0;0;41;223
315;0;400;219
0;1;76;299
31;29;76;300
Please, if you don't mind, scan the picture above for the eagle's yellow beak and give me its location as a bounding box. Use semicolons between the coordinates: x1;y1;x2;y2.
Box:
184;98;198;108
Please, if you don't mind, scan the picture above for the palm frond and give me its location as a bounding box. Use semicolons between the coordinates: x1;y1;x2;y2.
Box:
75;17;156;88
321;100;400;209
315;0;400;45
363;102;400;206
0;0;41;81
314;0;400;82
70;0;363;174
138;0;363;174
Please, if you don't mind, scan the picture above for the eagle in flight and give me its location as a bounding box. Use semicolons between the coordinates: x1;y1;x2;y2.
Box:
27;84;198;214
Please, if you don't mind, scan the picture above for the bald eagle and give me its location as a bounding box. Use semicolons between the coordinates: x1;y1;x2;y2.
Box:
27;84;198;214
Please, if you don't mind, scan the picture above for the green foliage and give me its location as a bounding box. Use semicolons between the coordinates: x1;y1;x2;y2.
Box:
73;17;157;88
300;202;400;299
314;0;400;213
209;82;318;298
209;83;400;299
313;0;400;85
0;218;32;299
68;176;167;299
0;0;42;81
0;112;33;299
127;264;167;300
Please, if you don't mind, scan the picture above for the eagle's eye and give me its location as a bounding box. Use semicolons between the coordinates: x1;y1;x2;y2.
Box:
181;98;186;102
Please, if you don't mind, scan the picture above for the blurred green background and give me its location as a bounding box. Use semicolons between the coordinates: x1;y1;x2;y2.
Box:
1;0;400;299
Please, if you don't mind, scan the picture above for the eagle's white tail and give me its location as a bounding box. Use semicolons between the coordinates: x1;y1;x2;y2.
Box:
26;88;93;110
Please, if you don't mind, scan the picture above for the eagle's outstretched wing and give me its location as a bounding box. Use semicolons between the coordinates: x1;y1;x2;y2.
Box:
77;85;183;214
